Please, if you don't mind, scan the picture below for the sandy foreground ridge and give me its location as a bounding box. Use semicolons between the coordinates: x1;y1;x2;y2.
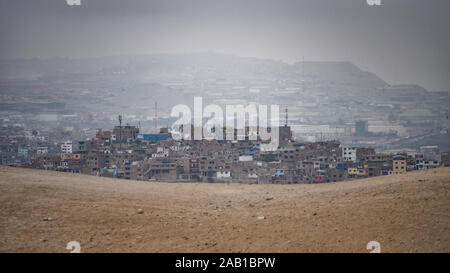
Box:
0;166;449;253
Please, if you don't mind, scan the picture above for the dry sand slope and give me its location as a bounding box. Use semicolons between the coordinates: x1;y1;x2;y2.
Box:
0;166;449;253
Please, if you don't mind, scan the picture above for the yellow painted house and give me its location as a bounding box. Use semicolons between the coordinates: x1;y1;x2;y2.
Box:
348;167;358;175
393;155;407;174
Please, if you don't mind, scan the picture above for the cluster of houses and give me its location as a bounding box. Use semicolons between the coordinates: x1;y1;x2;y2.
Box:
28;124;449;184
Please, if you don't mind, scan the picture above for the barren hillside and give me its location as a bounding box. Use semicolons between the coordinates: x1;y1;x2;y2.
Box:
0;166;449;253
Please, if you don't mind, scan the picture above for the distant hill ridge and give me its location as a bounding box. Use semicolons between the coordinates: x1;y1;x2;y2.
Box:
0;53;428;95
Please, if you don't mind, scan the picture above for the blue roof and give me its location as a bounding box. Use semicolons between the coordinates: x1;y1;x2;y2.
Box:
244;149;255;155
137;134;169;142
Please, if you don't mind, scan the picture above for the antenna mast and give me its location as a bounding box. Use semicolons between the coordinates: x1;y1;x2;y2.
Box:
155;101;158;133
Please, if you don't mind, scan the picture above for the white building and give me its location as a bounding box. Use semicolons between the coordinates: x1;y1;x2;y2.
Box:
61;141;72;154
342;147;357;162
239;155;253;162
37;146;48;155
217;171;232;179
416;160;440;170
152;147;169;158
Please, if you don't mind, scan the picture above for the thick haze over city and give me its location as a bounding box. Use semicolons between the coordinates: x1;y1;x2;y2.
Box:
0;0;449;173
0;0;449;91
1;0;450;255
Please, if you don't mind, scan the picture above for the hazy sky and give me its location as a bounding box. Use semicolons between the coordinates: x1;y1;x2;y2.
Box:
0;0;449;91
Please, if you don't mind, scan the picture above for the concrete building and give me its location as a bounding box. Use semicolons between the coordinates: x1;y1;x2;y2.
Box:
37;146;49;155
348;167;357;176
416;160;440;170
393;155;407;175
355;120;369;136
239;155;253;162
18;148;28;158
217;171;232;179
441;152;450;167
95;129;112;143
342;147;357;162
144;159;178;180
61;141;72;154
113;125;139;142
279;125;293;143
420;146;440;161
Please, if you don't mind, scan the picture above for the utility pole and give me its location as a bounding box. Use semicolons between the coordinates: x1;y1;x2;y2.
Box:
118;114;122;150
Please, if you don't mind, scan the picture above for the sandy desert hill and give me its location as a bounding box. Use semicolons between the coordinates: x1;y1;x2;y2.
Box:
0;166;449;253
